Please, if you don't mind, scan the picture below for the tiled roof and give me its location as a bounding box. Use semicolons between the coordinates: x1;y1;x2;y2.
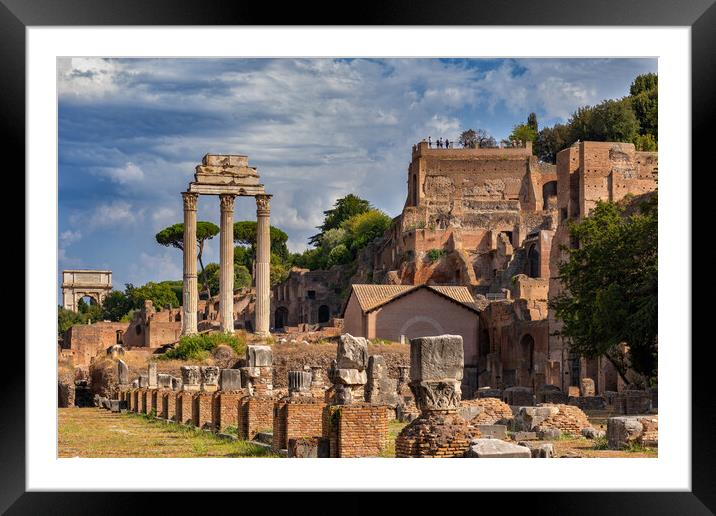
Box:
349;284;478;314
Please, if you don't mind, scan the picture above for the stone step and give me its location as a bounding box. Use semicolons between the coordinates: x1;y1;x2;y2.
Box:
254;431;273;445
248;440;287;456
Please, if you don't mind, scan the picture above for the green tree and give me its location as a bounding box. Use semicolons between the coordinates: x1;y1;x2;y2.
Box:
233;221;289;260
126;281;181;311
199;262;253;294
327;243;351;267
155;221;220;296
568;99;639;144
309;194;371;246
509;123;538;145
458;128;496;149
342;209;392;252
101;290;132;321
527;112;538;133
629;73;658;145
550;194;657;385
58;306;85;335
534;123;571;163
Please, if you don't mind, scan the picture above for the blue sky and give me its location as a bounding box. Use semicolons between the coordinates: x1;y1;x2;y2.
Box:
58;57;657;298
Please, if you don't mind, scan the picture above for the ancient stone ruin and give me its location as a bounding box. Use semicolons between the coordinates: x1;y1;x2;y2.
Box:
395;335;480;457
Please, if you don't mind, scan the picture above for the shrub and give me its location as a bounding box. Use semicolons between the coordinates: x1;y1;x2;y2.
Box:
425;248;446;263
160;332;247;361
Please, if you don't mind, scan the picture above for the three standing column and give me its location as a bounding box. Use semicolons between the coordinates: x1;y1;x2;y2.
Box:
181;192;199;335
254;194;272;336
219;194;236;333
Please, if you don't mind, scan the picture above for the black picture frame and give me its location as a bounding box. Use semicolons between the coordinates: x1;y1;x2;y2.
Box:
5;1;711;512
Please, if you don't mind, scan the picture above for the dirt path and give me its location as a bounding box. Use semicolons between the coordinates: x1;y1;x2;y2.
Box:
58;408;277;458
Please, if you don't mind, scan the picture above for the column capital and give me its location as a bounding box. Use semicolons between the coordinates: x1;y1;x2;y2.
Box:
182;192;199;211
255;194;272;214
219;193;236;212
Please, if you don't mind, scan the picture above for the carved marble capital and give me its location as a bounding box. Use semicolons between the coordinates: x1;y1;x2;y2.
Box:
255;194;271;213
219;193;236;212
182;192;198;211
409;380;462;413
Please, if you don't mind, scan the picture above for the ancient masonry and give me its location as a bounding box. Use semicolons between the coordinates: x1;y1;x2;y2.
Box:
395;335;480;458
181;154;271;336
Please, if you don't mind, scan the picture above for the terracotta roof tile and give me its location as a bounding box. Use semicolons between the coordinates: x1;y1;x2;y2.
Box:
349;284;478;313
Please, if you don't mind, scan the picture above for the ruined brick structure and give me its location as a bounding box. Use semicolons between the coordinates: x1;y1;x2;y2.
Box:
271;267;345;330
366;141;557;289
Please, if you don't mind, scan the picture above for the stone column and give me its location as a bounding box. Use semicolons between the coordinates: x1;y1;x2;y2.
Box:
254;194;272;336
181;192;199;335
219;194;236;333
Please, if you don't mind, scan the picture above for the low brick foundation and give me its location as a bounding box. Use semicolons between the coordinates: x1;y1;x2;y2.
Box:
238;396;274;440
192;392;215;430
322;404;389;457
273;398;326;451
463;398;514;425
140;389;149;414
131;389;139;412
164;391;177;421
213;392;244;433
176;392;195;425
395;413;479;458
150;389;159;415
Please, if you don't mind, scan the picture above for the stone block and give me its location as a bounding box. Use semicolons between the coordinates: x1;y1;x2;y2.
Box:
458;405;482;421
538;428;561;440
581;427;604;439
247;345;273;367
288;437;330;458
334;368;367;386
476;424;507;439
138;375;148;388
567;386;580;397
148;362;158;388
518;441;555;458
476;388;502;399
514;431;538;441
180;366;201;390
110;399;121;413
409;335;464;382
157;374;172;389
288;371;312;395
201;366;220;391
337;334;369;370
117;359;129;385
580;377;595;397
607;415;657;449
219;369;243;391
171;377;182;391
502;386;534;406
465;438;532;458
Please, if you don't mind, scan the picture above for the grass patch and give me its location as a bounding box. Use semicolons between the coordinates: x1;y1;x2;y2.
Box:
160;332;247;361
59;408;278;458
380;419;408;458
592;435;609;450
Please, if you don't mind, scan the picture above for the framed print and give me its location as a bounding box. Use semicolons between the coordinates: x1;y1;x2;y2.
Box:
4;0;713;512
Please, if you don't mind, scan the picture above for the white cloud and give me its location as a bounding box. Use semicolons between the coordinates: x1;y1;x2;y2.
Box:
102;162;145;184
59;230;82;246
70;200;143;231
57;57;123;99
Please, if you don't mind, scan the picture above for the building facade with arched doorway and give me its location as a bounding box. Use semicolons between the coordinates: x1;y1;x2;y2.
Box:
342;283;481;397
271;267;344;330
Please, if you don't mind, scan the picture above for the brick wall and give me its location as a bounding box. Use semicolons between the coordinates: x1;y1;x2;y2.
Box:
140;389;149;414
322;404;389;457
272;398;326;450
238;397;274;440
164;391;177;421
150;389;159;415
177;392;195;425
192;392;214;429
213;392;244;432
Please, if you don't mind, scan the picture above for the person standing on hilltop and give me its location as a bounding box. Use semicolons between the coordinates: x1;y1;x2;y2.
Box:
428;136;432;148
